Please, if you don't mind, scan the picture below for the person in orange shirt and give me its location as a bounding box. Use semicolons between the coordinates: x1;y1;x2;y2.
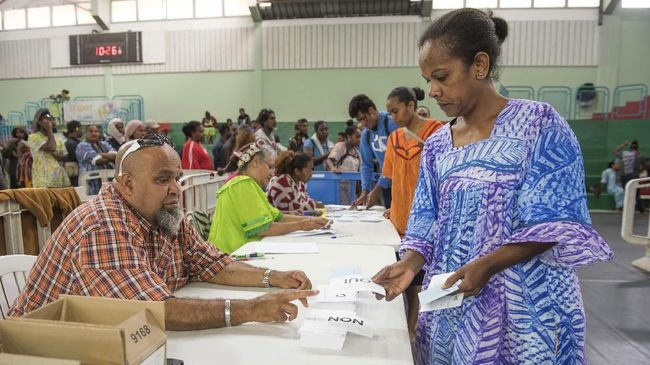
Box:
382;86;444;340
383;86;444;236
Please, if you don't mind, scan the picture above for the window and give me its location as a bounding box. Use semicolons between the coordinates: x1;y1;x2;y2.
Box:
27;7;51;28
432;0;464;9
567;0;599;6
621;0;650;8
138;0;165;20
466;0;498;7
499;0;532;7
112;0;137;22
52;5;76;27
76;3;95;24
167;0;193;19
534;0;566;7
195;0;223;17
224;0;249;16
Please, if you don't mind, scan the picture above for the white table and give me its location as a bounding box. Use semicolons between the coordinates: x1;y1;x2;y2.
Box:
262;207;402;249
167;244;413;365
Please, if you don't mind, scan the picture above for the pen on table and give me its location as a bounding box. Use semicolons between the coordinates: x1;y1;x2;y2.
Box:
331;233;353;239
233;252;265;260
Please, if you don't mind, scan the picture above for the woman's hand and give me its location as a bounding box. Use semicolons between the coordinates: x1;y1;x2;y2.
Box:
372;252;424;301
299;217;329;231
442;257;495;298
383;208;391;219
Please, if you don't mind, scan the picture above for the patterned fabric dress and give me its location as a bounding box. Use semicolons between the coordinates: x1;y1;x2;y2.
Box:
401;99;613;364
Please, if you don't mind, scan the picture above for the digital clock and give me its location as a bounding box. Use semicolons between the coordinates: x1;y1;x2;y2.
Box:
69;32;142;65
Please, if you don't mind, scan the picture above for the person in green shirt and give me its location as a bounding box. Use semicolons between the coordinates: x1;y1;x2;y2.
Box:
208;140;329;253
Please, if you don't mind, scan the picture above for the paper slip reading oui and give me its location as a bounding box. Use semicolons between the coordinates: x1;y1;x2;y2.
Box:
328;275;386;296
299;309;374;350
248;242;318;254
418;272;464;312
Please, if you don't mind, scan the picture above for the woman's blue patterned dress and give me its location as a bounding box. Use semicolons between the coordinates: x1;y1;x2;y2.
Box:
401;99;613;364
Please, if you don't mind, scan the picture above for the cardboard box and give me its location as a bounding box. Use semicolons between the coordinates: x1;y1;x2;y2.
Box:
0;353;81;365
0;295;166;365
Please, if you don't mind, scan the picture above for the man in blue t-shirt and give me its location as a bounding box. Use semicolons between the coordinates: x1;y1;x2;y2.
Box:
348;94;398;208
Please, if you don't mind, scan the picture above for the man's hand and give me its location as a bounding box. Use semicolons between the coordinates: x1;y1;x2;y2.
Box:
351;190;369;208
442;258;494;298
250;289;319;323
269;270;312;290
365;186;382;209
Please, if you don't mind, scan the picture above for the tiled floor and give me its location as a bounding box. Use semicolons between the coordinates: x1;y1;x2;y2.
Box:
581;213;650;364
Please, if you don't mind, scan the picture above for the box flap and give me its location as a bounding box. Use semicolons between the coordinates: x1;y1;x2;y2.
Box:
0;319;125;364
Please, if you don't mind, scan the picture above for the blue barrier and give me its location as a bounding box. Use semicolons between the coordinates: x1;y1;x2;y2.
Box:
113;95;145;121
500;85;535;100
306;172;361;205
6;111;24;126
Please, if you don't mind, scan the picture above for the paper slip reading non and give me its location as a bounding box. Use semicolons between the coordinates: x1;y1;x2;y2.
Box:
250;242;318;254
329;275;386;296
300;309;373;338
285;229;335;238
418;272;464;312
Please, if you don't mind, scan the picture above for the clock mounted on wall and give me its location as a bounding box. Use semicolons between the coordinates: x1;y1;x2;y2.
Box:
69;32;142;65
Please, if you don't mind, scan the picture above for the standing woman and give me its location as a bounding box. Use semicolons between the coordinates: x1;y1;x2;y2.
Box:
329;126;362;204
2;127;29;188
125;119;146;141
28;109;70;188
372;9;612;364
383;87;444;236
76;124;116;195
181;121;214;170
254;108;283;156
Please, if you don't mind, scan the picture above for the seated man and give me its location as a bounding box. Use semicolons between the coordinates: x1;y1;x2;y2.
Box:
9;134;317;329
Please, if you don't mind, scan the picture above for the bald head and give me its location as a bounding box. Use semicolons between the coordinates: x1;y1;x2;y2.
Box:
113;142;183;226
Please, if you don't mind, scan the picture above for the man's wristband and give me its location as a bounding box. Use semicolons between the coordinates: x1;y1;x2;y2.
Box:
224;299;232;327
262;268;272;288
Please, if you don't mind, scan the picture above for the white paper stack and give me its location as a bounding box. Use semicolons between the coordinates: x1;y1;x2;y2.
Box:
418;272;464;312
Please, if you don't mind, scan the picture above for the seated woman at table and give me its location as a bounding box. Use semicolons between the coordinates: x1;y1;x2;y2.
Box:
208;141;330;254
267;150;324;215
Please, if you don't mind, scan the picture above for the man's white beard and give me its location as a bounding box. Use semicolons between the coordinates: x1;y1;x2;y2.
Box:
155;206;183;235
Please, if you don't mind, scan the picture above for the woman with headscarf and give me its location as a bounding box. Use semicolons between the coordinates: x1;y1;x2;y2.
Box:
106;118;126;150
125;119;146;141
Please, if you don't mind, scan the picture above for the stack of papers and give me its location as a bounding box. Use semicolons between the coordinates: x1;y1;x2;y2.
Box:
418;272;464;312
316;275;386;303
285;229;334;238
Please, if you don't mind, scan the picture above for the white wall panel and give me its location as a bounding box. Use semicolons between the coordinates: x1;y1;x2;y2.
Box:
502;20;599;66
262;21;420;70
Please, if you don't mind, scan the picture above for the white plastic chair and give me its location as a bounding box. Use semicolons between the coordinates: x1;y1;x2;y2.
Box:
620;177;650;272
0;254;37;319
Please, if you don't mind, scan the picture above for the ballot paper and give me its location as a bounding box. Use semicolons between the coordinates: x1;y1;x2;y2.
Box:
316;285;357;303
299;330;347;350
250;242;319;254
300;309;374;339
329;275;386;296
418;272;464;312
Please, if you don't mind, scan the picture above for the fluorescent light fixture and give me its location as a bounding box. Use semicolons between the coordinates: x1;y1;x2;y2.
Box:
534;0;566;8
259;2;272;8
567;0;599;6
467;0;497;7
622;0;650;8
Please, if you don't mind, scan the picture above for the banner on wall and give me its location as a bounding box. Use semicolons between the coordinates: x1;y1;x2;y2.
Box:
63;100;118;123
